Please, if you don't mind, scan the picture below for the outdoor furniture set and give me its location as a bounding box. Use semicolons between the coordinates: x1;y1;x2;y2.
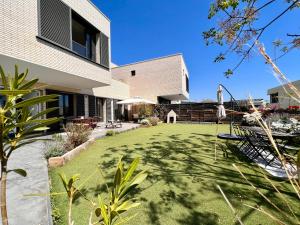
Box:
70;117;123;129
70;116;101;129
233;124;299;169
105;120;123;129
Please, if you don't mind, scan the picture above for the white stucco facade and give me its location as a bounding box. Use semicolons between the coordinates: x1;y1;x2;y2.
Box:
267;80;300;109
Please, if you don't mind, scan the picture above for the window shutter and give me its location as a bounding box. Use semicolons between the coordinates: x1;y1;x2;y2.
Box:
106;99;112;121
39;0;71;48
100;32;109;68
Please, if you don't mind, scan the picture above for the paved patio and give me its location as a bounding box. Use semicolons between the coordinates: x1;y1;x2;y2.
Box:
90;122;140;139
2;122;140;225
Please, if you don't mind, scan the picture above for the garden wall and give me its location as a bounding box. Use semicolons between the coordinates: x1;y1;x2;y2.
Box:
155;103;243;123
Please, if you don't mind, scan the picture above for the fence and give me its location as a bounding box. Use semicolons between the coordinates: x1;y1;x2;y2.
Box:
155;103;243;123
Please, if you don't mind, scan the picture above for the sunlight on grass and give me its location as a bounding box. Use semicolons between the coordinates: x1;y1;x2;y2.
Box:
49;124;299;225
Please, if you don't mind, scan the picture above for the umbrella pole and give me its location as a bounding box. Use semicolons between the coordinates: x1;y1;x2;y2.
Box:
230;96;233;136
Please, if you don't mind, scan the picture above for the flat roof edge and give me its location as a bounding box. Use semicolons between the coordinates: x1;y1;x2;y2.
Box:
86;0;111;22
112;53;183;68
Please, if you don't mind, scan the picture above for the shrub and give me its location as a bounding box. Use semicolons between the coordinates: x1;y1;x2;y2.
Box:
148;116;160;126
44;134;66;159
106;130;115;136
140;119;151;127
64;123;92;151
57;158;147;225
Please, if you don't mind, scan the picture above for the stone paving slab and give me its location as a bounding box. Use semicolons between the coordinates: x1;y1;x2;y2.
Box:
2;138;52;225
0;123;140;225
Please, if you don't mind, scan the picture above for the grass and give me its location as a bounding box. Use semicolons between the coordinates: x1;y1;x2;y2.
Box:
49;124;299;225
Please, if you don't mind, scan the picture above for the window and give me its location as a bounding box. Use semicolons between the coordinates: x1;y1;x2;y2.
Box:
38;0;110;68
131;70;136;76
185;74;189;93
72;12;97;61
270;93;278;103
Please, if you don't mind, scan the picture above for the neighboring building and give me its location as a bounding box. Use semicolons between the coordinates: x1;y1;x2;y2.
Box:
0;0;189;130
267;80;300;109
112;54;189;104
234;99;266;109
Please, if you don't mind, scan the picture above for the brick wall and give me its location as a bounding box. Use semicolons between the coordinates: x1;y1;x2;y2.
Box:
0;0;111;85
112;54;189;103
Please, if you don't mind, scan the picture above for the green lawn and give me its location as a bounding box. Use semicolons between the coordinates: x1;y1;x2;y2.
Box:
49;124;299;225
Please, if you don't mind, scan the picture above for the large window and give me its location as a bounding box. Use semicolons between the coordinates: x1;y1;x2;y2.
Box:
38;0;109;68
58;94;74;117
72;12;97;61
270;93;278;103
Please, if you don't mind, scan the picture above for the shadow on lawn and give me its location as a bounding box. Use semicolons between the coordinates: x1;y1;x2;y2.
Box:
92;131;298;225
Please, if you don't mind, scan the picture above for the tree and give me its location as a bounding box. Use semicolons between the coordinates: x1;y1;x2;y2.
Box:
203;0;300;77
0;65;60;225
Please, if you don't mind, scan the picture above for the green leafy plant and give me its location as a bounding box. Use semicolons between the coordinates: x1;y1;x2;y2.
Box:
144;105;153;117
147;117;160;126
59;173;80;225
106;130;116;136
57;157;147;225
0;65;60;225
94;157;147;225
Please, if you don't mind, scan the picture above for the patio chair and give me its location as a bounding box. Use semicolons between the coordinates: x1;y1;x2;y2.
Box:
240;127;272;164
114;120;122;128
232;123;246;148
105;120;116;129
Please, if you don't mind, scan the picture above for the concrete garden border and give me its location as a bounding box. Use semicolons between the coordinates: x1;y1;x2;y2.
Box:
48;124;140;168
48;138;96;167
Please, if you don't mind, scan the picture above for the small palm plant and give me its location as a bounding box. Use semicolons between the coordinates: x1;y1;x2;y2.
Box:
59;173;80;225
0;65;60;225
58;157;147;225
93;157;147;225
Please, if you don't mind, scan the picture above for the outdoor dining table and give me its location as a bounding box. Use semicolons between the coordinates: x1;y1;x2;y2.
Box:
243;126;300;140
242;126;300;155
70;117;101;129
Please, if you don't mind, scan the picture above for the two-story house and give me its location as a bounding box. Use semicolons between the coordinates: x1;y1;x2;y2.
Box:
0;0;189;130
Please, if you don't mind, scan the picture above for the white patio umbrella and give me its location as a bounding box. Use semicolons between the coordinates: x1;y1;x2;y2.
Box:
117;97;155;105
217;85;226;120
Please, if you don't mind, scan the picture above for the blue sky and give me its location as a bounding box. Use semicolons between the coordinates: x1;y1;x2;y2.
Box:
92;0;300;101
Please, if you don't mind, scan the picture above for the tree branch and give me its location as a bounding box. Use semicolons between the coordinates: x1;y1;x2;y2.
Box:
232;0;300;72
287;33;300;37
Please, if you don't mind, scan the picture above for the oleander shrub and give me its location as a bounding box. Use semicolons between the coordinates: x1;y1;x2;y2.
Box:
106;130;116;136
64;123;92;151
148;116;160;126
